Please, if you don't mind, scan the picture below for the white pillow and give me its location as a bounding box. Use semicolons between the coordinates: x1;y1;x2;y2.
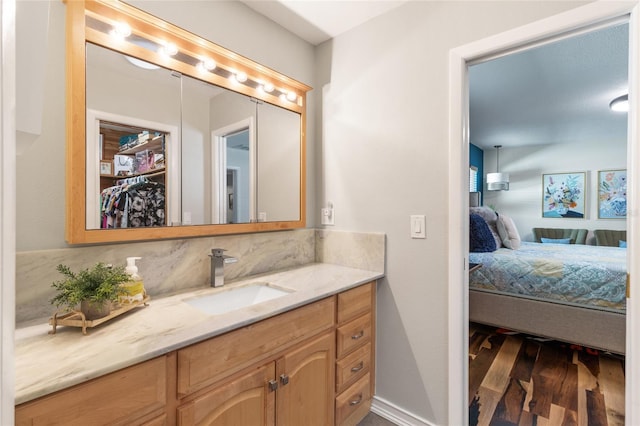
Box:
496;214;521;249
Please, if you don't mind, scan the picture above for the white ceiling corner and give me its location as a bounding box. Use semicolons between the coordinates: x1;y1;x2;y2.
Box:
241;0;410;46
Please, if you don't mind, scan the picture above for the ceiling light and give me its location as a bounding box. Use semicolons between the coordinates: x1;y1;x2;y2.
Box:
486;145;509;191
609;94;629;112
125;56;160;70
109;22;131;40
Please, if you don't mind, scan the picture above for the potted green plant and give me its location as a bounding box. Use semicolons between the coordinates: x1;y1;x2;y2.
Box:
50;262;132;320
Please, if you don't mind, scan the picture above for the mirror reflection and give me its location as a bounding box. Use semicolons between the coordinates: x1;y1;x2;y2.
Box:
85;42;301;230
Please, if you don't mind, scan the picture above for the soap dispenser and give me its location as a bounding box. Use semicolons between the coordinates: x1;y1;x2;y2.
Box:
120;257;146;304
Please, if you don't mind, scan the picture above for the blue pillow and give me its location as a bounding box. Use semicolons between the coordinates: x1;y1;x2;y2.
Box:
470;213;497;252
619;240;627;248
540;237;572;244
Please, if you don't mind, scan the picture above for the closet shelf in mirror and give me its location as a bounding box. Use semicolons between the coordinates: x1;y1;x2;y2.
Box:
118;138;163;155
100;167;166;179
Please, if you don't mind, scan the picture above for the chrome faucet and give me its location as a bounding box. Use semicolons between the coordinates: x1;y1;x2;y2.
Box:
209;248;238;287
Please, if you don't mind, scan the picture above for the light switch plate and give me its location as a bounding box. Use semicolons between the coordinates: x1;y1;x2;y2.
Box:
411;215;426;239
321;208;334;225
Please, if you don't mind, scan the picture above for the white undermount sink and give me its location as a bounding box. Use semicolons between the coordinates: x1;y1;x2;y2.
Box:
184;283;294;315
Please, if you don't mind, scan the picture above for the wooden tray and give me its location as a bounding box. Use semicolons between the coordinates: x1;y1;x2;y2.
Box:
49;295;150;335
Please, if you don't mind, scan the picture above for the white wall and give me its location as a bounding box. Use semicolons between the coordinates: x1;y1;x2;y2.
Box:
483;140;627;245
315;1;586;423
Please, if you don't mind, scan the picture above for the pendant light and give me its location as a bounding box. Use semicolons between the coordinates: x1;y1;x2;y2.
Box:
486;145;509;191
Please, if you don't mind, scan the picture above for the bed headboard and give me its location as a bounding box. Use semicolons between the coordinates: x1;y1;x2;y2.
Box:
594;229;627;247
532;228;588;244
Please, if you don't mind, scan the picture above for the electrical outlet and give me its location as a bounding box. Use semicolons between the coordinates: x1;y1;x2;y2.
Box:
321;207;334;225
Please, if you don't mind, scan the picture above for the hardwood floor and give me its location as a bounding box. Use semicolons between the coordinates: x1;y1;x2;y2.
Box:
469;323;625;426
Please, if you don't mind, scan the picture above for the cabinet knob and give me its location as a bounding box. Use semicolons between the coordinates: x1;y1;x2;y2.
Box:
349;393;363;406
268;379;278;392
351;330;365;340
350;362;364;373
280;374;290;386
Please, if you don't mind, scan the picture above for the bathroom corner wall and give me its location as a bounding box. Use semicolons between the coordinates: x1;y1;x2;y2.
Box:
16;229;314;324
315;229;385;273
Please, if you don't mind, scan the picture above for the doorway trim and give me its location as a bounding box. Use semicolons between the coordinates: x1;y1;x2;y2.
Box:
211;117;256;224
448;2;640;425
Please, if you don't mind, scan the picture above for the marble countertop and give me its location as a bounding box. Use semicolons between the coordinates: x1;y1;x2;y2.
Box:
15;263;383;405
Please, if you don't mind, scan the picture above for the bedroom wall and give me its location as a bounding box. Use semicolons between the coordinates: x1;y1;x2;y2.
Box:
315;1;587;423
483;140;627;244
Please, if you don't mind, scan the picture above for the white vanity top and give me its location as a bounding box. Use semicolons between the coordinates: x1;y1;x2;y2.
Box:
15;263;383;405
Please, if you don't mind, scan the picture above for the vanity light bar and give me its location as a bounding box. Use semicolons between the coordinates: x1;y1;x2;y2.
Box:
86;8;304;108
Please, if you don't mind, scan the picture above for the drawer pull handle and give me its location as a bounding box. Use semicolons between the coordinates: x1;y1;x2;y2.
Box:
280;374;289;386
351;330;365;340
268;380;278;392
351;362;364;373
349;393;363;406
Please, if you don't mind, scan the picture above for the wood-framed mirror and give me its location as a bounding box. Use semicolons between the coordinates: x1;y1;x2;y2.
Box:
65;0;310;244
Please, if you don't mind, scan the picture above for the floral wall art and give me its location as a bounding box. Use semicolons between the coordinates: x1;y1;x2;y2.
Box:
598;169;627;219
542;172;586;218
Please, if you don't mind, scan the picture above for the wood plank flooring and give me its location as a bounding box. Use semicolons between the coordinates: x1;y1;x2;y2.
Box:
469;323;625;426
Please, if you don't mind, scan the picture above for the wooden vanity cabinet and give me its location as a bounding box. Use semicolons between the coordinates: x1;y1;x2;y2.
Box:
335;282;376;426
15;282;376;426
15;354;173;426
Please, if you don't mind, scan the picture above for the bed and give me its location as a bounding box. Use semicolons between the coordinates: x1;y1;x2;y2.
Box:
469;241;627;354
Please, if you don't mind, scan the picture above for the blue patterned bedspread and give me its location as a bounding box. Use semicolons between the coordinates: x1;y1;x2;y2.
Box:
469;242;627;311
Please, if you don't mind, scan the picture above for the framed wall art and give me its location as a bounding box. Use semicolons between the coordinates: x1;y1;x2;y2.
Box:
598;169;627;219
99;160;112;176
542;172;586;218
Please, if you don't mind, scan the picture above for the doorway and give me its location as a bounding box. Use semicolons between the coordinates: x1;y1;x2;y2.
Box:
448;3;640;425
211;118;256;224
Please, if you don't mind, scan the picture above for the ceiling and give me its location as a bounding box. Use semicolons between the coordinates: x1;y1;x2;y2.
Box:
468;22;628;150
242;2;629;152
241;0;409;46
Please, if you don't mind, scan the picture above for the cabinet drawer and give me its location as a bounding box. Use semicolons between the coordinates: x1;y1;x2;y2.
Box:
178;296;335;397
336;312;371;358
335;373;371;426
15;356;168;426
337;282;373;324
336;342;371;394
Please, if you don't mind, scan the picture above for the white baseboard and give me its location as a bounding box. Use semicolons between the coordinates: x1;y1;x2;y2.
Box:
370;396;436;426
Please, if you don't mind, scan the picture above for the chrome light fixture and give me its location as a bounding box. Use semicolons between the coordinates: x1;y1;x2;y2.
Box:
609;94;629;112
486;145;509;191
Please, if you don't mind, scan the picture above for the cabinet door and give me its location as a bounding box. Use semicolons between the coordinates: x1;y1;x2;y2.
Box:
177;363;276;426
276;331;335;426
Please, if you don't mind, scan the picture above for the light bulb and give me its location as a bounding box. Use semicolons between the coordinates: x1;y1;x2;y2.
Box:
262;82;274;93
286;91;297;102
235;71;247;83
202;58;216;71
159;42;178;57
197;59;216;74
109;22;131;39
